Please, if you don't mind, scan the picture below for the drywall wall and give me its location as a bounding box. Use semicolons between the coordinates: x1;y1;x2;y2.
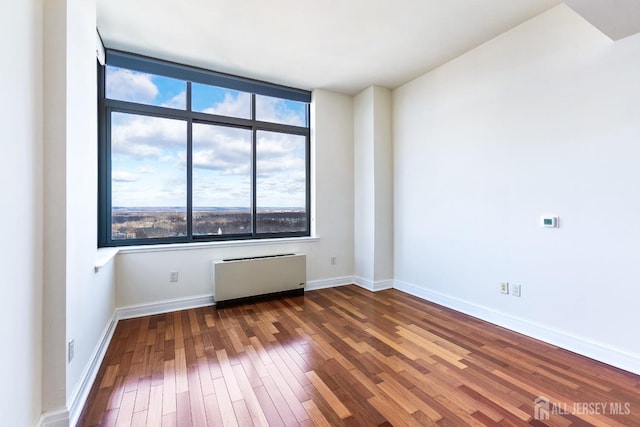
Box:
116;89;354;307
64;0;117;419
0;0;44;425
312;89;355;280
43;0;68;415
372;87;393;283
354;86;393;287
354;88;376;281
42;0;117;421
393;4;640;372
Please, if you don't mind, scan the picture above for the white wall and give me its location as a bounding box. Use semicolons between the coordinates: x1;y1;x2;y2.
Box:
0;0;44;425
64;0;117;417
116;89;354;307
354;89;375;281
372;87;393;282
354;86;393;287
42;0;117;422
43;0;68;413
393;4;640;372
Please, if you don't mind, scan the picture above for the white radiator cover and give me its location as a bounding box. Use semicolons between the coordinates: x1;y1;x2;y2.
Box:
212;253;306;303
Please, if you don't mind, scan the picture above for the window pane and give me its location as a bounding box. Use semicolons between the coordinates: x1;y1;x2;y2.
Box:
255;94;308;127
192;83;251;119
192;124;252;235
111;112;187;240
106;65;186;109
256;131;307;233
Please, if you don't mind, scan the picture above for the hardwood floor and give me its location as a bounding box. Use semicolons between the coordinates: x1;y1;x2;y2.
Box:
78;285;640;426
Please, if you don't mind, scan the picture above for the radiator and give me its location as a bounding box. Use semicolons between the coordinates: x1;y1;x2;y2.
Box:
212;253;306;307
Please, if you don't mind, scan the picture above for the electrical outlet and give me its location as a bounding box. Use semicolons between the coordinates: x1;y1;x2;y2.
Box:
330;256;336;265
68;340;75;363
512;284;521;297
170;271;179;282
500;282;509;294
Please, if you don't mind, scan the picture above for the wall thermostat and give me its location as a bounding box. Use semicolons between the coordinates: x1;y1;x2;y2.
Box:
540;216;558;228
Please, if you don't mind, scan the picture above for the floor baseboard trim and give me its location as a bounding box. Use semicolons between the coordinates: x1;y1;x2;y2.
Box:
306;276;353;291
393;279;640;375
36;408;69;427
67;312;118;426
353;276;394;292
116;294;215;320
373;279;394;291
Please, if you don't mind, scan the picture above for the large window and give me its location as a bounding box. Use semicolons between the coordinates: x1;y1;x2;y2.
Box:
98;51;311;246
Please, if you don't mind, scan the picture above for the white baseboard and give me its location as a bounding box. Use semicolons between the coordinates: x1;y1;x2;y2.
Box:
373;279;394;291
38;314;117;427
66;311;118;427
353;276;394;292
36;408;68;427
305;276;353;291
116;294;214;320
393;279;640;375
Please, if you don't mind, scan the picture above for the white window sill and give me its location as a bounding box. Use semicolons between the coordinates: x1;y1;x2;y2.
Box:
107;236;320;255
94;247;120;272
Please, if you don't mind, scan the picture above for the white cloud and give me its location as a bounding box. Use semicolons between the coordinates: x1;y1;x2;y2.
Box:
193;151;251;175
257;157;305;176
112;169;186;207
192;177;250;207
192;124;251;175
163;91;186;109
106;67;158;103
135;166;155;174
256;132;305;175
111;113;186;160
256;95;306;126
255;131;306;207
112;170;138;182
202;92;251;118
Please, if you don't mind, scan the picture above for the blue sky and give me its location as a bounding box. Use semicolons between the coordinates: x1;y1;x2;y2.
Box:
107;66;307;209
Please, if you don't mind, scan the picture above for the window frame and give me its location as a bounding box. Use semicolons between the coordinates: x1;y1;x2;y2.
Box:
98;50;311;247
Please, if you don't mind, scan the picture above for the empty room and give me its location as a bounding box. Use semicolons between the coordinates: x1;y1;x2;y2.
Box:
3;0;640;426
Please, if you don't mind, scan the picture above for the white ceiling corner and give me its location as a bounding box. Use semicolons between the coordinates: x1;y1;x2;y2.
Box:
563;0;640;41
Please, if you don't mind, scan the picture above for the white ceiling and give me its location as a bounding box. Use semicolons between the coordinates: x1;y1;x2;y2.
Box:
97;0;561;95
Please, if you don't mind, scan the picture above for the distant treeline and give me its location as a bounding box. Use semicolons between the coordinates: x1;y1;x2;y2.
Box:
112;209;306;239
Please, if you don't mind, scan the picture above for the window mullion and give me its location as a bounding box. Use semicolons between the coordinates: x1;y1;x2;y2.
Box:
98;63;109;246
251;93;257;238
306;104;312;237
187;82;193;241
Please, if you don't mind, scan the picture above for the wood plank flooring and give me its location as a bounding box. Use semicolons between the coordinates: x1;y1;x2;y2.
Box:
78;286;640;426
